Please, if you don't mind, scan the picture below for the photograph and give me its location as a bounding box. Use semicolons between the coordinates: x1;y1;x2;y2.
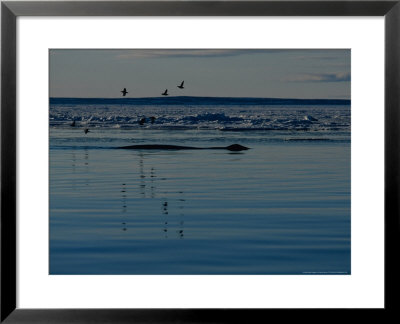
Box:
49;49;351;275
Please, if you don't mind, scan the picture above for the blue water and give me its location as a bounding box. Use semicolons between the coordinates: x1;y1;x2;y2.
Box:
49;97;351;274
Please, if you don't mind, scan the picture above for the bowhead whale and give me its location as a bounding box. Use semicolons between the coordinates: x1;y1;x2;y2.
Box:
116;144;249;152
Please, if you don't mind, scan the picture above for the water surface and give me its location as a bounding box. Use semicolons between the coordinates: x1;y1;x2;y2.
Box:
50;98;350;274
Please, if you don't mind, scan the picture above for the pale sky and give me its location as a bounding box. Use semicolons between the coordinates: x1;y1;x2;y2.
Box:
49;49;350;99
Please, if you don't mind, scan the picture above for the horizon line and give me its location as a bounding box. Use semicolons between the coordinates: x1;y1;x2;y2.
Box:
49;95;351;101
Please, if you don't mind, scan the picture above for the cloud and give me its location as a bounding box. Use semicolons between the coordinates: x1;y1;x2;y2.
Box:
294;55;341;61
114;49;301;59
284;72;350;83
115;49;254;59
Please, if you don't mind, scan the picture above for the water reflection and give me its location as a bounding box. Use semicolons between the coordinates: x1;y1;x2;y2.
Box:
150;167;155;198
137;153;157;199
160;196;187;239
131;152;188;239
177;192;185;239
138;153;146;197
71;151;77;191
84;148;90;187
121;183;127;232
162;201;169;238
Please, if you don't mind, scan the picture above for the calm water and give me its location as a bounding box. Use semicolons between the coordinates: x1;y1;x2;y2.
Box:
49;98;350;274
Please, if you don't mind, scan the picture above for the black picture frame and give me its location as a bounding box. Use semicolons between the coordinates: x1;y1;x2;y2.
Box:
1;1;399;322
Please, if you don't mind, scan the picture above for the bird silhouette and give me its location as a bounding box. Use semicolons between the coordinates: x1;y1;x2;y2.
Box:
162;89;168;96
84;128;89;134
177;81;184;89
121;88;128;96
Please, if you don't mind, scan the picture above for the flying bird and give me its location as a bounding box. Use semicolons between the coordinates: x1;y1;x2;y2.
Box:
177;81;184;89
84;128;90;134
162;89;168;96
121;88;128;96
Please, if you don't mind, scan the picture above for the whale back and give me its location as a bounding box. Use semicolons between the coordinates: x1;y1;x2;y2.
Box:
116;143;249;151
226;144;249;151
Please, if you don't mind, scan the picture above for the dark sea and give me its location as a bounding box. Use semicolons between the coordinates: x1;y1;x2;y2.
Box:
49;96;351;274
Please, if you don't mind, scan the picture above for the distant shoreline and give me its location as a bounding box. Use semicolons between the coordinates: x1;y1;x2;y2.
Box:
50;96;350;106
